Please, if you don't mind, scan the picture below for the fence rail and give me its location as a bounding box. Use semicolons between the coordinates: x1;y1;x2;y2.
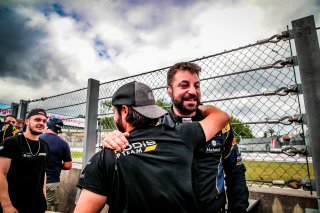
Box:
23;17;320;191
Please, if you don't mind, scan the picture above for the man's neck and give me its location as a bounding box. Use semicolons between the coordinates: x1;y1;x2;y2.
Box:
125;125;135;133
24;131;39;141
172;106;196;118
46;129;58;135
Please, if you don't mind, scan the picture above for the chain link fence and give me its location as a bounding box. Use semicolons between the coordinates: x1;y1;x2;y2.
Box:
25;24;318;190
27;88;87;166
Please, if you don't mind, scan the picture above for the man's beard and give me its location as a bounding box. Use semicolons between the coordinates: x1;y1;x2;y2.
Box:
172;94;200;115
115;114;125;132
28;125;44;135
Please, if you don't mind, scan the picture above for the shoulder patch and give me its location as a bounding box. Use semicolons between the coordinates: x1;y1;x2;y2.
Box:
221;123;230;133
12;129;20;135
2;124;9;131
232;138;237;145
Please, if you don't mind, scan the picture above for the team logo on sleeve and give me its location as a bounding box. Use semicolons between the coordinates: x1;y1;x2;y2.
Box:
12;129;20;135
115;140;157;158
232;138;237;145
221;124;230;133
2;124;9;131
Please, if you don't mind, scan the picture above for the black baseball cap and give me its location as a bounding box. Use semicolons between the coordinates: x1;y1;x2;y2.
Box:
112;81;167;119
47;117;64;133
26;108;48;119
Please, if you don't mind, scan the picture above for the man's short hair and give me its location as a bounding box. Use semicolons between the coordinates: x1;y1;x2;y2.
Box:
167;62;201;87
4;115;16;122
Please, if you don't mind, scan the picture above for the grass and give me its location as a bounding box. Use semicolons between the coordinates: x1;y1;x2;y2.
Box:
71;151;83;159
70;152;314;184
243;160;314;182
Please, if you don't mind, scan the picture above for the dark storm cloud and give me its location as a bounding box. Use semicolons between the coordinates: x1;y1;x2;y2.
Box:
0;6;75;88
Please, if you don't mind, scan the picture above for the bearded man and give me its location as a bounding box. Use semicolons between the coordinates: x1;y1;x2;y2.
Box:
0;108;49;213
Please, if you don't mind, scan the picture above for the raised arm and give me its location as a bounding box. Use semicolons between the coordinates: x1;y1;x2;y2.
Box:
0;157;18;213
198;105;230;142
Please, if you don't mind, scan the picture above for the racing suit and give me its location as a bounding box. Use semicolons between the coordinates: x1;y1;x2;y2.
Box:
161;108;249;213
0;122;19;143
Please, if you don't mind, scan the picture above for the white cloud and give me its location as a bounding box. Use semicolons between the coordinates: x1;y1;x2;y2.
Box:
0;0;319;104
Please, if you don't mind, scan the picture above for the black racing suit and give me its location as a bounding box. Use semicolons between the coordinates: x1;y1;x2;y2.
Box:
161;108;249;213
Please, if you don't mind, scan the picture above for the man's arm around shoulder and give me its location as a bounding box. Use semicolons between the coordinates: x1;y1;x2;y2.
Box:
199;105;230;141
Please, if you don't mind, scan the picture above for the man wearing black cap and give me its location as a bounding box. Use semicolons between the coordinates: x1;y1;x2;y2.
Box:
0;108;49;213
75;81;230;213
104;62;249;213
40;117;72;211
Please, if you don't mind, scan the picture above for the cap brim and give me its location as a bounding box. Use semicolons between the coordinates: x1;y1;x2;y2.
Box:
133;105;167;119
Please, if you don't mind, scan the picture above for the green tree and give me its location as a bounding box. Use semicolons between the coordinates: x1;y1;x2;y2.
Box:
98;100;116;130
230;117;254;138
156;99;171;110
263;128;275;138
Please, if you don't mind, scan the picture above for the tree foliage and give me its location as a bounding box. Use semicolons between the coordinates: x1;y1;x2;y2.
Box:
98;100;115;130
230;117;254;138
155;99;171;110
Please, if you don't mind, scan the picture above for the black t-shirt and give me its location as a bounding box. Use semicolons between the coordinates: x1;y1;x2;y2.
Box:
39;133;72;183
0;134;48;213
78;123;205;213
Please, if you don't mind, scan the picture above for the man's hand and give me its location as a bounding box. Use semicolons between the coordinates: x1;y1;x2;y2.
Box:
102;130;129;151
198;105;230;142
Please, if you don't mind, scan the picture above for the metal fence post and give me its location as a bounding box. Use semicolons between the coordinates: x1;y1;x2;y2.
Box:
82;78;100;167
17;100;28;120
292;15;320;211
10;103;19;118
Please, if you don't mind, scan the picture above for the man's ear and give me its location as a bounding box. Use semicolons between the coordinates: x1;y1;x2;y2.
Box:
122;105;129;116
167;86;172;96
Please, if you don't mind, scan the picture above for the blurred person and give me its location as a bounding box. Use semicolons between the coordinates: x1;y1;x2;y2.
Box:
4;115;16;126
74;81;230;213
15;119;24;131
104;62;249;213
0;108;49;213
0;118;19;143
40;117;72;211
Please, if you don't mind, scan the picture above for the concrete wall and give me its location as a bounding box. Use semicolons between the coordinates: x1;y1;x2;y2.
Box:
56;168;318;213
56;168;81;213
249;186;318;213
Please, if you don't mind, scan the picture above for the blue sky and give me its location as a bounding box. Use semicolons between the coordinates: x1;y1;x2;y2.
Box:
0;0;319;104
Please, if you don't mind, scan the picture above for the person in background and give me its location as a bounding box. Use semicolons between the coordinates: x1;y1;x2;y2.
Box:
40;117;72;212
0;116;19;142
0;108;49;213
15;119;24;131
104;62;249;213
4;115;16;126
75;81;230;213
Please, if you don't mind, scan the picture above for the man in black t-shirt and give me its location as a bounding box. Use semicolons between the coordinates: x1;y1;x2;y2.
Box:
104;62;249;213
0;108;49;213
75;81;229;213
